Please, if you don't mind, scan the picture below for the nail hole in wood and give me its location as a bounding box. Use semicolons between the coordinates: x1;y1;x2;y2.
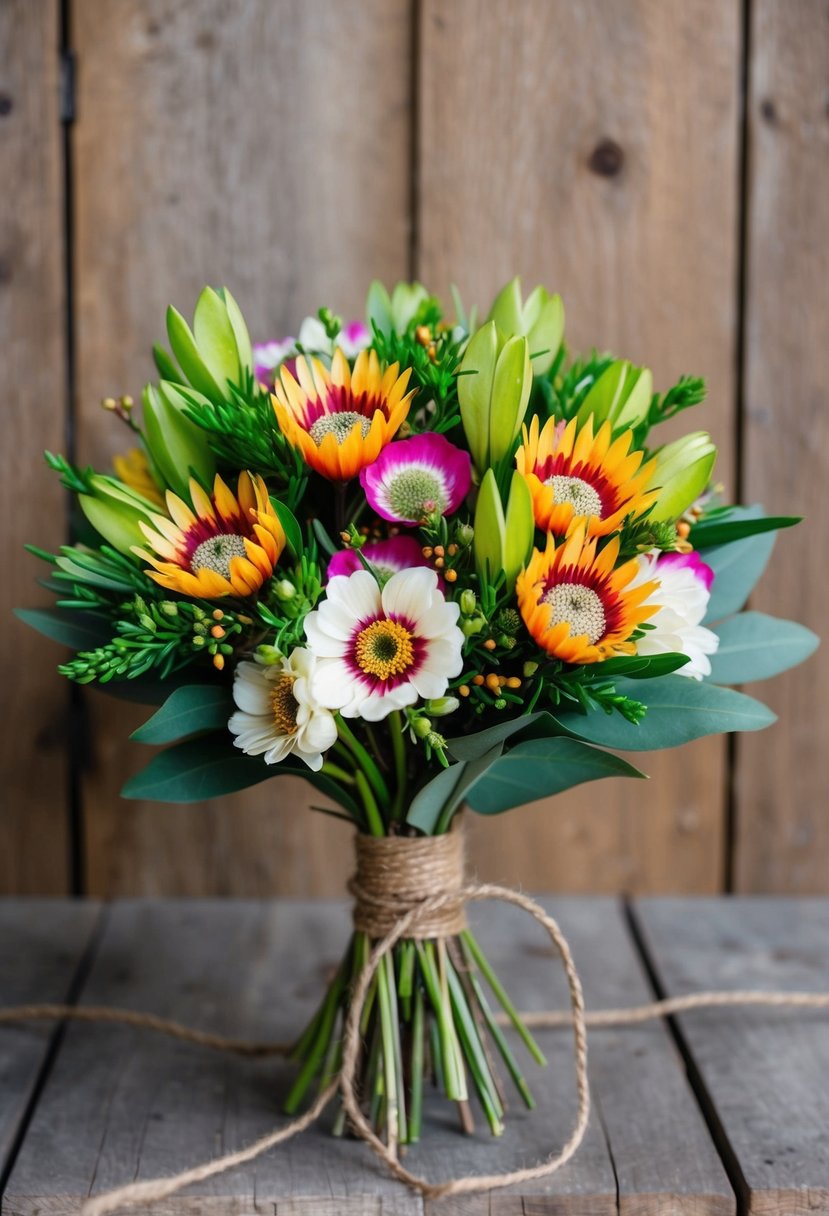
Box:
759;97;777;124
0;93;13;117
588;138;624;178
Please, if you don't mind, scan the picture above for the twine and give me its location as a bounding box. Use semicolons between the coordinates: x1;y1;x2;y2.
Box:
2;848;829;1212
349;829;467;938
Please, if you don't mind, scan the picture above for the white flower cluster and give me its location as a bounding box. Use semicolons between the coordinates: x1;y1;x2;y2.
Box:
229;567;464;770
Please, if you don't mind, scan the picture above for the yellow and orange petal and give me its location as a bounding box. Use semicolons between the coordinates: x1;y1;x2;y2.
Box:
515;414;659;537
516;525;659;664
271;347;415;481
112;447;165;508
132;471;286;599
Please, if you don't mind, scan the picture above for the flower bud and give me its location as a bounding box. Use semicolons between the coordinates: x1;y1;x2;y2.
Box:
460;589;477;616
275;579;296;602
255;644;283;665
646;432;717;522
523;660;539;678
165;286;253;407
425;697;460;718
461;616;485;638
412;715;433;739
455;522;475;547
487;277;565;375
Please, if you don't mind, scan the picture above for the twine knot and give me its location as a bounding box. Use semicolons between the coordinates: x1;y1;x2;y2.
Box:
348;828;467;939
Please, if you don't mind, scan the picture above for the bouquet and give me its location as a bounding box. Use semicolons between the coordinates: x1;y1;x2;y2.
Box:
21;278;817;1145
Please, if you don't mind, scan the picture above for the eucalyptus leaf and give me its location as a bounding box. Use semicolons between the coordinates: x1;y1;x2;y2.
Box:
122;733;275;803
556;675;776;751
130;684;233;744
692;513;800;548
704;507;777;622
406;745;504;833
15;607;111;651
446;711;558;762
708;612;819;684
467;737;646;816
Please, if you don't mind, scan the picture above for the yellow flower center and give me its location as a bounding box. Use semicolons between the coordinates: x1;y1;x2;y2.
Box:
542;582;607;644
354;619;415;681
191;533;248;577
544;474;603;517
270;675;299;735
309;411;371;447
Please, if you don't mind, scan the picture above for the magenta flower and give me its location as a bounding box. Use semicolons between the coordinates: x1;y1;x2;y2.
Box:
657;549;715;592
360;433;472;525
327;536;430;583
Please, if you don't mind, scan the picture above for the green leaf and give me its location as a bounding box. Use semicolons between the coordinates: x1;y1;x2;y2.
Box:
366;280;393;336
708;612;819;684
446;711;558;763
270;497;303;556
122;733;275;802
458;322;499;470
166;305;225;405
556;675;777;751
153;343;184;384
691;514;800;548
406;745;504;833
704;507;777;622
488;334;531;463
473;468;506;585
220;287;253;376
595;652;690;679
193;286;241;389
467;737;646;815
503;471;534;592
130;685;233;744
15;607;111;651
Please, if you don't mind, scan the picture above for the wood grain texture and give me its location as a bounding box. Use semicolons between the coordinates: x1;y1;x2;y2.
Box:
70;0;413;896
733;1;829;893
3;898;733;1213
0;900;101;1179
0;1;70;893
634;897;829;1214
418;0;741;895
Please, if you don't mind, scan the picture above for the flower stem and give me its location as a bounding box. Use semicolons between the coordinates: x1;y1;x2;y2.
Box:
337;715;391;813
355;770;385;838
320;761;356;786
389;711;408;820
408;984;425;1143
461;928;547;1067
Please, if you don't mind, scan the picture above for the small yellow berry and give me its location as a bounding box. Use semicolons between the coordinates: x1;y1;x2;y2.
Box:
422;546;433;559
485;673;500;691
459;684;471;697
213;653;225;671
212;609;224;621
444;568;458;583
210;624;226;639
447;544;458;556
471;674;485;686
483;638;497;652
434;557;445;569
506;676;522;689
434;545;445;558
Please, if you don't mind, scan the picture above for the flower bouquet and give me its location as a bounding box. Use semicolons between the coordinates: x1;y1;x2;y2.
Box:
21;278;817;1145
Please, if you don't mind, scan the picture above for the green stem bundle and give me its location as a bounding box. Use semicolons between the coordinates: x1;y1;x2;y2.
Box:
286;923;545;1144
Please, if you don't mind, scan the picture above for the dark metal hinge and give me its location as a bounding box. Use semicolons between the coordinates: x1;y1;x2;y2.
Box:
60;49;76;124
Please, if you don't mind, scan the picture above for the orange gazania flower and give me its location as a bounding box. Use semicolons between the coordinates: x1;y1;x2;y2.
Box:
133;472;286;598
516;525;658;664
271;348;414;481
516;414;658;537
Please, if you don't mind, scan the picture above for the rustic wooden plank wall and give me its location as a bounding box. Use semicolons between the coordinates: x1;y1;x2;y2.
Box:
0;0;825;896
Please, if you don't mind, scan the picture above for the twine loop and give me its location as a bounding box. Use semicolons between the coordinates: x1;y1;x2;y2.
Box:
348;827;468;939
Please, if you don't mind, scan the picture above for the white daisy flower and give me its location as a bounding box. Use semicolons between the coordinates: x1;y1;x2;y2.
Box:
229;649;337;771
304;567;464;722
630;550;719;680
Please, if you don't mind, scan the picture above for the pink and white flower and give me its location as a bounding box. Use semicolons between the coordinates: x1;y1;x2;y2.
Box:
304;566;464;721
359;433;472;525
253;337;296;385
253;319;370;385
326;535;432;583
630;550;718;679
229;648;337;770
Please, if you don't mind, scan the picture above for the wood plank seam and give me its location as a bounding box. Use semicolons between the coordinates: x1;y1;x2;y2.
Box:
0;902;108;1196
624;899;750;1214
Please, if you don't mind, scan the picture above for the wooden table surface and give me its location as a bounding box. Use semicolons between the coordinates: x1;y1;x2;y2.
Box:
2;897;828;1215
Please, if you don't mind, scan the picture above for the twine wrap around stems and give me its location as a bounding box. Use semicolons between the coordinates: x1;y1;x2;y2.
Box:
349;829;468;938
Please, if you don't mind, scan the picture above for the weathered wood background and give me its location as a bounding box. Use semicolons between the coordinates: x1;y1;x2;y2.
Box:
2;0;826;897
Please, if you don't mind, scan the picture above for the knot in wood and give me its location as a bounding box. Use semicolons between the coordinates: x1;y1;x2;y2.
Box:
348;827;467;939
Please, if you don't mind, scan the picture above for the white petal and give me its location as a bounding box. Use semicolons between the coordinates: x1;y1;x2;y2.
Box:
381;567;439;623
410;667;449;700
232;664;272;715
358;683;418;721
300;710;338;752
263;736;296;764
413;600;461;639
328;570;382;622
311;658;361;709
